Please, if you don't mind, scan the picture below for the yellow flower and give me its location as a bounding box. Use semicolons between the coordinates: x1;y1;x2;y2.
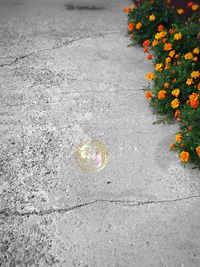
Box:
155;33;161;40
146;72;154;80
149;14;156;21
184;52;193;60
171;98;180;109
166;57;171;63
176;133;182;143
169;50;175;57
152;40;158;46
172;88;180;97
191;71;200;79
192;4;199;11
174;33;183;40
130;3;137;10
186;79;194;86
193;48;199;54
155;63;163;71
177;8;184;15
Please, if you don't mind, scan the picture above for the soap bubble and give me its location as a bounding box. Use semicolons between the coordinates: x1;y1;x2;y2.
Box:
74;139;109;172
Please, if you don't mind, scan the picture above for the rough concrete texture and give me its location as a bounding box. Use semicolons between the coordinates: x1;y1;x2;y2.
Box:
0;0;200;266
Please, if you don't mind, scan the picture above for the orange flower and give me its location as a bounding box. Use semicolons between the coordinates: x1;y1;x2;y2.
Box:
160;31;167;37
136;22;142;30
186;79;194;86
169;50;175;57
175;54;179;59
165;64;170;70
169;28;175;35
149;14;156;21
158;90;166;100
170;143;175;150
184;52;193;60
172;78;176;83
189;93;199;109
177;8;184;15
128;23;134;31
191;71;200;79
188;126;193;131
123;7;131;13
176;133;182;143
147;54;153;60
171;98;179;109
162;38;167;43
175;110;180;117
152;40;158;46
157;24;164;32
192;4;199;11
164;83;170;88
180;151;189;162
193;57;198;62
146;72;154;80
172;88;180;97
196;146;200;157
145;90;153;100
164;43;172;51
198;83;200;91
144;47;149;53
143;39;150;47
166;57;171;63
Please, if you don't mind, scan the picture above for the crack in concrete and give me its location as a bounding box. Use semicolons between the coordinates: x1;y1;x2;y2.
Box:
0;31;121;68
1;195;200;218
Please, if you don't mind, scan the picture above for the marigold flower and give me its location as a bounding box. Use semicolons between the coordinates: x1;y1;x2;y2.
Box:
145;90;153;100
123;7;131;13
160;31;167;38
177;8;184;15
157;24;164;32
189;93;199;108
164;83;170;88
198;83;200;91
171;98;179;109
158;90;166;100
166;57;171;63
196;146;200;157
175;110;180;117
176;133;182;143
193;57;198;62
165;64;170;70
169;28;175;35
174;54;179;59
143;39;150;47
174;33;183;40
162;38;167;43
155;33;162;40
149;14;156;21
136;22;142;30
177;118;182;122
184;52;193;60
144;47;149;53
188;2;193;7
152;40;158;46
192;4;199;11
180;151;189;162
186;79;194;86
130;3;137;10
128;23;134;31
155;63;163;72
164;43;172;51
170;143;175;150
172;78;176;83
193;47;199;54
147;54;153;60
172;88;180;97
146;72;154;80
188;126;193;131
191;71;200;78
169;50;175;57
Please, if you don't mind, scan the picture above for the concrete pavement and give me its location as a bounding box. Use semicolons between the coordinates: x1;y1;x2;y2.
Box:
0;0;200;266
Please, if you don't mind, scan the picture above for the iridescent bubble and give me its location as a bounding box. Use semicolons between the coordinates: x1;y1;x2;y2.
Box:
74;139;109;172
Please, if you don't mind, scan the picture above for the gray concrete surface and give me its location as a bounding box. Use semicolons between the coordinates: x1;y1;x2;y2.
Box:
0;0;200;266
